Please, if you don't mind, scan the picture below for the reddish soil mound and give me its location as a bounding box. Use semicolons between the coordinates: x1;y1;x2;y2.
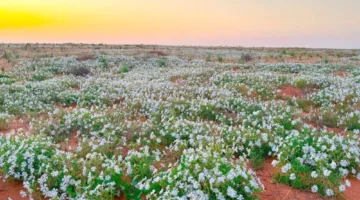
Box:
61;130;78;151
279;85;304;99
333;71;347;78
254;159;322;200
76;54;95;61
0;58;13;72
148;50;167;56
232;66;240;71
0;120;30;135
305;121;347;135
263;57;321;64
170;76;185;86
0;179;26;199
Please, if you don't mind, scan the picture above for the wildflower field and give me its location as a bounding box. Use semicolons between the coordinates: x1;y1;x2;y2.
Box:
1;44;360;199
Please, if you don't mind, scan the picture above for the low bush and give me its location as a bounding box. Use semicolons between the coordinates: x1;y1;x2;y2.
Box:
120;64;130;73
240;53;253;63
69;66;91;77
0;113;10;130
157;59;166;67
217;55;224;62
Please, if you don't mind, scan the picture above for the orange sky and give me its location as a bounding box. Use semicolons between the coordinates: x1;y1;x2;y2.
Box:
1;0;360;48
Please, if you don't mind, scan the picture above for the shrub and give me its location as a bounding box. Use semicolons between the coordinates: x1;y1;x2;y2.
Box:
0;77;15;85
0;74;10;78
294;79;307;89
76;54;95;61
2;51;12;63
69;66;91;77
0;113;10;130
206;54;211;62
345;115;360;131
31;73;48;81
121;64;130;73
322;112;338;128
249;148;265;169
240;53;253;63
157;59;166;67
296;99;315;112
217;55;224;62
98;55;108;69
198;105;217;121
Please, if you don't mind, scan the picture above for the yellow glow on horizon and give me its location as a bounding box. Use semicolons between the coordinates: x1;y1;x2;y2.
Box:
0;0;359;48
0;9;52;29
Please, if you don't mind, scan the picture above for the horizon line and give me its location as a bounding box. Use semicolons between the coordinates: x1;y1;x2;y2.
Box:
1;42;359;51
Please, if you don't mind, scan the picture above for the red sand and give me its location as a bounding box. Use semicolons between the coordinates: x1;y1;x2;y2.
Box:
263;57;321;64
0;120;30;135
279;85;304;99
333;71;347;78
148;50;167;56
0;179;26;200
343;178;360;200
61;130;79;151
0;58;13;73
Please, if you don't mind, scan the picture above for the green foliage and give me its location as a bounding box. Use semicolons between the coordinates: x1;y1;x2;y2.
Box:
289;51;296;57
296;99;315;112
0;114;10;130
0;74;15;85
322;112;338;128
249;148;265;169
294;79;307;89
198;105;217;121
206;54;211;62
98;55;108;69
346;115;360;131
2;51;12;62
31;73;48;81
121;64;130;73
157;59;166;67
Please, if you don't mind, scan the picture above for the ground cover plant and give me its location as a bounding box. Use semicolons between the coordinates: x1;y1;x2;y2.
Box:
0;44;360;199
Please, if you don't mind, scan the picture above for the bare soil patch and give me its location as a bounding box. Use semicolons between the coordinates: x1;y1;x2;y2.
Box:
0;179;26;200
0;58;14;73
264;56;321;64
343;178;360;200
0;119;30;135
148;50;167;56
61;130;79;151
279;85;304;99
333;71;347;78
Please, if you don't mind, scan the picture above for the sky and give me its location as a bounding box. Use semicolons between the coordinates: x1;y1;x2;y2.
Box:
1;0;360;48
